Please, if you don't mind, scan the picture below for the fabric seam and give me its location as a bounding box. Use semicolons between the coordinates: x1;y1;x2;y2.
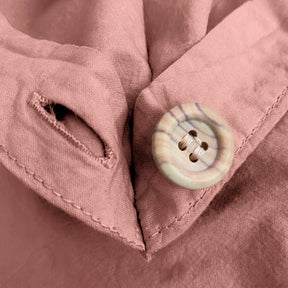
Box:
147;86;288;240
0;144;144;251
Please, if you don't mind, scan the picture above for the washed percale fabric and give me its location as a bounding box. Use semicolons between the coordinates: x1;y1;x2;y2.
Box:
0;0;288;287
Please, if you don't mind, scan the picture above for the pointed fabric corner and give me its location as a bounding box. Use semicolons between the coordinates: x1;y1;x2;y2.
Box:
0;14;145;251
133;1;288;256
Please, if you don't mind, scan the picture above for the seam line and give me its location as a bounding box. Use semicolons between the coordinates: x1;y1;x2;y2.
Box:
147;86;288;239
0;143;144;251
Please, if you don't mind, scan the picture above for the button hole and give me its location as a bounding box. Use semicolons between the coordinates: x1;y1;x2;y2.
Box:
28;92;116;168
178;141;187;151
188;130;197;137
201;141;209;151
189;153;198;163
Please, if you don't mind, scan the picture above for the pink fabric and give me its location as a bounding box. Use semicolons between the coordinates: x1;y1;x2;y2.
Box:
134;1;288;255
0;0;288;286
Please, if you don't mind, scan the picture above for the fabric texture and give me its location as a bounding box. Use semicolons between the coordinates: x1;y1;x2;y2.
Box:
0;0;288;286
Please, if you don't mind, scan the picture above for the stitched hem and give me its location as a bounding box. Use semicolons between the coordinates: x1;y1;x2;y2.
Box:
147;86;288;240
0;143;145;251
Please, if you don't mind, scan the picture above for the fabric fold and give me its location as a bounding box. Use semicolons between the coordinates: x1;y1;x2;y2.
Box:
1;0;288;260
0;14;145;251
133;0;288;256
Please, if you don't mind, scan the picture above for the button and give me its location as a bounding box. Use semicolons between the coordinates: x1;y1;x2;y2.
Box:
152;103;234;190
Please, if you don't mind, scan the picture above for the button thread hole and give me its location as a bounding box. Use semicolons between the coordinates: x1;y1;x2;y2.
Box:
177;130;209;163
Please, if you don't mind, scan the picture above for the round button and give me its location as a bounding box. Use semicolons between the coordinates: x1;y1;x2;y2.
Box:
152;103;234;190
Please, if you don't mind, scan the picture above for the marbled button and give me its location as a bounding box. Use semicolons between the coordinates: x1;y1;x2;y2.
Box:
152;103;234;190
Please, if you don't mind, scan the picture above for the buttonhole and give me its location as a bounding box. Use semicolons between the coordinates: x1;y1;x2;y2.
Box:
178;141;187;151
189;153;198;163
44;103;67;121
28;92;115;168
188;130;197;137
201;142;209;151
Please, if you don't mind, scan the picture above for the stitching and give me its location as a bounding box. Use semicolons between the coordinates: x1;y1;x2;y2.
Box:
0;143;144;251
147;86;288;239
234;87;288;154
28;92;116;169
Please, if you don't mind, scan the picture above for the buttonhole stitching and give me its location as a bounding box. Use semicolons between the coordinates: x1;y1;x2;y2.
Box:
28;92;115;169
0;143;145;251
147;86;288;240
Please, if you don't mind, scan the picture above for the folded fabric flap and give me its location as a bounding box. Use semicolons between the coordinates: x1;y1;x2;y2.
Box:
0;14;144;251
143;0;213;78
133;0;288;256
